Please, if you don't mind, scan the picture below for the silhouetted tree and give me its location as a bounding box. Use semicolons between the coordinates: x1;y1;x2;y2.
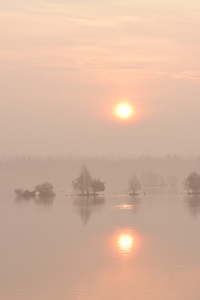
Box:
15;188;24;197
128;175;141;195
14;188;35;198
72;165;92;195
72;165;106;195
183;172;200;194
35;182;55;197
72;173;85;194
90;178;105;194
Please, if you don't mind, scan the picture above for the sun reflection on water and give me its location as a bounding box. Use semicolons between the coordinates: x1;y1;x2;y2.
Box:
118;233;134;252
111;229;141;256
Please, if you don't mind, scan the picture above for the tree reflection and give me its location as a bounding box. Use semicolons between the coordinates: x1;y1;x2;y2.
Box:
15;195;54;206
34;196;54;206
73;195;105;225
15;195;32;203
128;195;141;216
185;195;200;217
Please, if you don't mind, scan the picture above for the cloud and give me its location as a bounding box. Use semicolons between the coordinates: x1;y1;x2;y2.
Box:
173;71;200;83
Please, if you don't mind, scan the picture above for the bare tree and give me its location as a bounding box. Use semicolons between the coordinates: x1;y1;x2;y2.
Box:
90;179;105;195
82;165;92;195
72;165;92;195
183;172;200;194
128;175;141;195
72;173;85;194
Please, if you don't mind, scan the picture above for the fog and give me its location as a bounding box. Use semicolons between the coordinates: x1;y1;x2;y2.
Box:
0;0;200;156
1;2;200;298
0;155;199;194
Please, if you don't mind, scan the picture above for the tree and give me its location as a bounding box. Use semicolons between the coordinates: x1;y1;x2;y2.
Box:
81;165;92;195
14;188;24;197
72;165;92;195
90;178;105;194
128;175;141;195
14;188;35;198
183;172;200;194
35;182;55;197
72;173;85;194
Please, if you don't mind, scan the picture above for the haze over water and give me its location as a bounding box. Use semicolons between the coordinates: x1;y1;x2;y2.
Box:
0;0;200;156
1;0;200;299
0;189;200;300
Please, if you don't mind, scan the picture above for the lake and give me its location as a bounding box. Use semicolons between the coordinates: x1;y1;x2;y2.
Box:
0;190;200;299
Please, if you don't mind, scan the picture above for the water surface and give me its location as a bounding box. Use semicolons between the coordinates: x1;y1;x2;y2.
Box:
0;191;200;300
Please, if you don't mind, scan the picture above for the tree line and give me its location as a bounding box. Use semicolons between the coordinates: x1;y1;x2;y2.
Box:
73;169;200;195
14;166;200;198
71;165;142;196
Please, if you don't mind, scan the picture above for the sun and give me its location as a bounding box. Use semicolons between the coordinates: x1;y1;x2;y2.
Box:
115;103;133;119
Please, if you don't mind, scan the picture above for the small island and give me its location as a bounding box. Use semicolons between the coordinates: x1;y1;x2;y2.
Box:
72;165;105;196
15;182;55;199
184;172;200;195
127;175;141;196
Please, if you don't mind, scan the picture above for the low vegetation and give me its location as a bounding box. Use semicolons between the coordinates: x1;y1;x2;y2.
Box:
183;172;200;194
15;182;55;198
35;182;55;197
14;189;35;199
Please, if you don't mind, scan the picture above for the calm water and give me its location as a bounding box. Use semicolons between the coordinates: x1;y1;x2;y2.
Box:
1;190;200;300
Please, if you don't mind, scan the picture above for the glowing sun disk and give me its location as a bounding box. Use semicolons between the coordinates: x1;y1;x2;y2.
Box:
116;103;133;119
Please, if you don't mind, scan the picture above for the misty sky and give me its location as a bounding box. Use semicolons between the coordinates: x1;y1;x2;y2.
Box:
0;0;200;156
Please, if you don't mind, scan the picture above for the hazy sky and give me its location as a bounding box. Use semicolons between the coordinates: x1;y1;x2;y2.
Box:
0;0;200;156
